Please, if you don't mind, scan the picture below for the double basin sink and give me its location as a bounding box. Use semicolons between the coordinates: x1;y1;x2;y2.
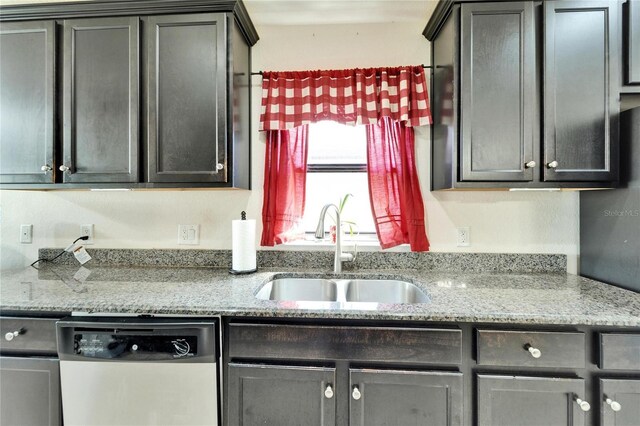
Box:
255;277;429;304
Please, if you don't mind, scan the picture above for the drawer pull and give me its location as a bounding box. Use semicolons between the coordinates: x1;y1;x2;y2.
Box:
324;385;334;399
4;328;25;341
574;397;591;412
352;386;361;400
605;398;622;412
524;344;542;358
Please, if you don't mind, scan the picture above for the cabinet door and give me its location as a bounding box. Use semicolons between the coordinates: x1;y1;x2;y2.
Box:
349;369;463;426
600;379;640;426
477;375;588;426
145;13;227;183
227;363;336;426
62;17;139;183
0;357;60;426
0;21;55;184
628;0;640;85
460;2;535;182
544;1;619;182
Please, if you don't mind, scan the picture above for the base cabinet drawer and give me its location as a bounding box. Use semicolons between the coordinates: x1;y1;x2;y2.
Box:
476;329;585;368
0;317;58;355
477;375;589;426
600;333;640;370
600;378;640;426
349;369;463;426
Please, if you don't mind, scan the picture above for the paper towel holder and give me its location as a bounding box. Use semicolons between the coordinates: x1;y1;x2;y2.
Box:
229;211;258;275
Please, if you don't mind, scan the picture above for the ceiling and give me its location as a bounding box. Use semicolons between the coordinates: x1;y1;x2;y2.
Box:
244;0;439;26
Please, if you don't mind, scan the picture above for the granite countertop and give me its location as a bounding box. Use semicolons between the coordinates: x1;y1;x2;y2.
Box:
1;264;639;326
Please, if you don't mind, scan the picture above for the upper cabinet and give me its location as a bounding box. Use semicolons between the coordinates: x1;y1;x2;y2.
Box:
0;21;55;184
62;17;139;183
426;0;620;190
0;0;257;189
623;0;640;89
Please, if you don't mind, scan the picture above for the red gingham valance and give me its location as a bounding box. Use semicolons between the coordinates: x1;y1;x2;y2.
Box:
259;66;432;131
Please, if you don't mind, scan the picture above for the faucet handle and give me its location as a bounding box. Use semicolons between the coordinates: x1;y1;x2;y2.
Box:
340;253;354;262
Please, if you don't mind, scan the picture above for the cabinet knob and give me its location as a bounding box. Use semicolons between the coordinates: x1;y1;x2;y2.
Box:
324;385;334;399
524;344;542;358
59;165;70;172
352;386;361;400
216;163;224;171
605;398;621;412
41;165;52;172
574;397;590;412
525;161;536;168
547;161;559;169
4;328;25;341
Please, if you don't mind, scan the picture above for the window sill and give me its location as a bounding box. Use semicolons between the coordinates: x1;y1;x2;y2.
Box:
265;239;411;253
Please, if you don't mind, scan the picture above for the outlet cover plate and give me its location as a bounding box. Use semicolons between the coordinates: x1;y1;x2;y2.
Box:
457;227;470;247
20;224;33;244
80;224;94;244
178;224;200;245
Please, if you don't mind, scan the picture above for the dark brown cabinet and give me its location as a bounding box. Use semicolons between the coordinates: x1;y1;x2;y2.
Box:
349;369;463;426
0;0;256;189
543;1;619;182
145;13;227;184
459;2;535;182
428;0;620;190
62;17;139;183
228;363;336;426
600;379;640;426
0;20;55;184
477;375;588;426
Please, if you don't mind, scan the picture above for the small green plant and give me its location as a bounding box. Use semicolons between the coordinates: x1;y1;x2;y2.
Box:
329;193;357;239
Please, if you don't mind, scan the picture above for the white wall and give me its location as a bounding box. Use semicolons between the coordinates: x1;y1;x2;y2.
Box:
0;20;580;272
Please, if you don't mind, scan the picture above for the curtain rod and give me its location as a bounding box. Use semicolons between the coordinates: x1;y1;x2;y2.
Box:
250;64;433;76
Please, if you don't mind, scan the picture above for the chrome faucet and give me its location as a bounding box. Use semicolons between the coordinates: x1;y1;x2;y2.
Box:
315;204;354;273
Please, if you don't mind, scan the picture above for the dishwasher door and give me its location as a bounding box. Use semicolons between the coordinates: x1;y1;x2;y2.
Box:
57;319;218;426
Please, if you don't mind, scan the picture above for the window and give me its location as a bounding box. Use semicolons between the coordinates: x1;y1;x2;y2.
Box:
302;121;377;240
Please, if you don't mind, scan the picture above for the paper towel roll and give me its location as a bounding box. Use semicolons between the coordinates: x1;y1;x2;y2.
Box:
232;219;256;273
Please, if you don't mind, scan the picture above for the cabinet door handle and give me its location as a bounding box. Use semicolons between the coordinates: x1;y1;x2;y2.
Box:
59;165;70;172
524;344;541;358
605;398;622;412
547;160;559;169
574;397;590;412
352;386;361;400
41;165;52;172
525;161;536;168
216;163;224;171
4;328;25;341
324;384;333;399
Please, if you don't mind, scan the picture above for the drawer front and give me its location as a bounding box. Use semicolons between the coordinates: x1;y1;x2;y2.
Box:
476;330;585;368
600;333;640;370
0;317;58;355
229;323;462;365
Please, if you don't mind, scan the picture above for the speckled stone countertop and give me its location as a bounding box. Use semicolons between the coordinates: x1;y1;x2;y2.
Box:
1;265;639;326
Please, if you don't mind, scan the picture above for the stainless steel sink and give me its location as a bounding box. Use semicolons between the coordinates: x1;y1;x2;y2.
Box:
345;279;429;304
255;278;337;302
256;277;429;304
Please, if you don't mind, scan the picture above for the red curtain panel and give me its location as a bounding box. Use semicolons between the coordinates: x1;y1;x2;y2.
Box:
366;117;430;251
260;125;309;246
259;66;431;250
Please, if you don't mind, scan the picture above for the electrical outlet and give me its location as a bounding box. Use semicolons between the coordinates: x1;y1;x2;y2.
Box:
20;224;33;244
80;224;94;244
457;227;470;247
178;225;200;245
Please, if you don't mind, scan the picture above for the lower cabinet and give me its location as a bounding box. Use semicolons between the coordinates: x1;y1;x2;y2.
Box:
0;357;61;426
349;369;463;426
477;375;588;426
227;363;336;426
600;378;640;426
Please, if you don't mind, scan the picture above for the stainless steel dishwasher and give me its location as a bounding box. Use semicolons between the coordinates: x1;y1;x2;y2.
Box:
57;318;219;426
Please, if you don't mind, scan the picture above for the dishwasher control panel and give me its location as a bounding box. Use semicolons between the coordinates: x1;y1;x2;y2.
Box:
73;333;198;360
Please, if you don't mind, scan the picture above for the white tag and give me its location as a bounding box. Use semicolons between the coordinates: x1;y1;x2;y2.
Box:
73;246;92;265
73;266;92;282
